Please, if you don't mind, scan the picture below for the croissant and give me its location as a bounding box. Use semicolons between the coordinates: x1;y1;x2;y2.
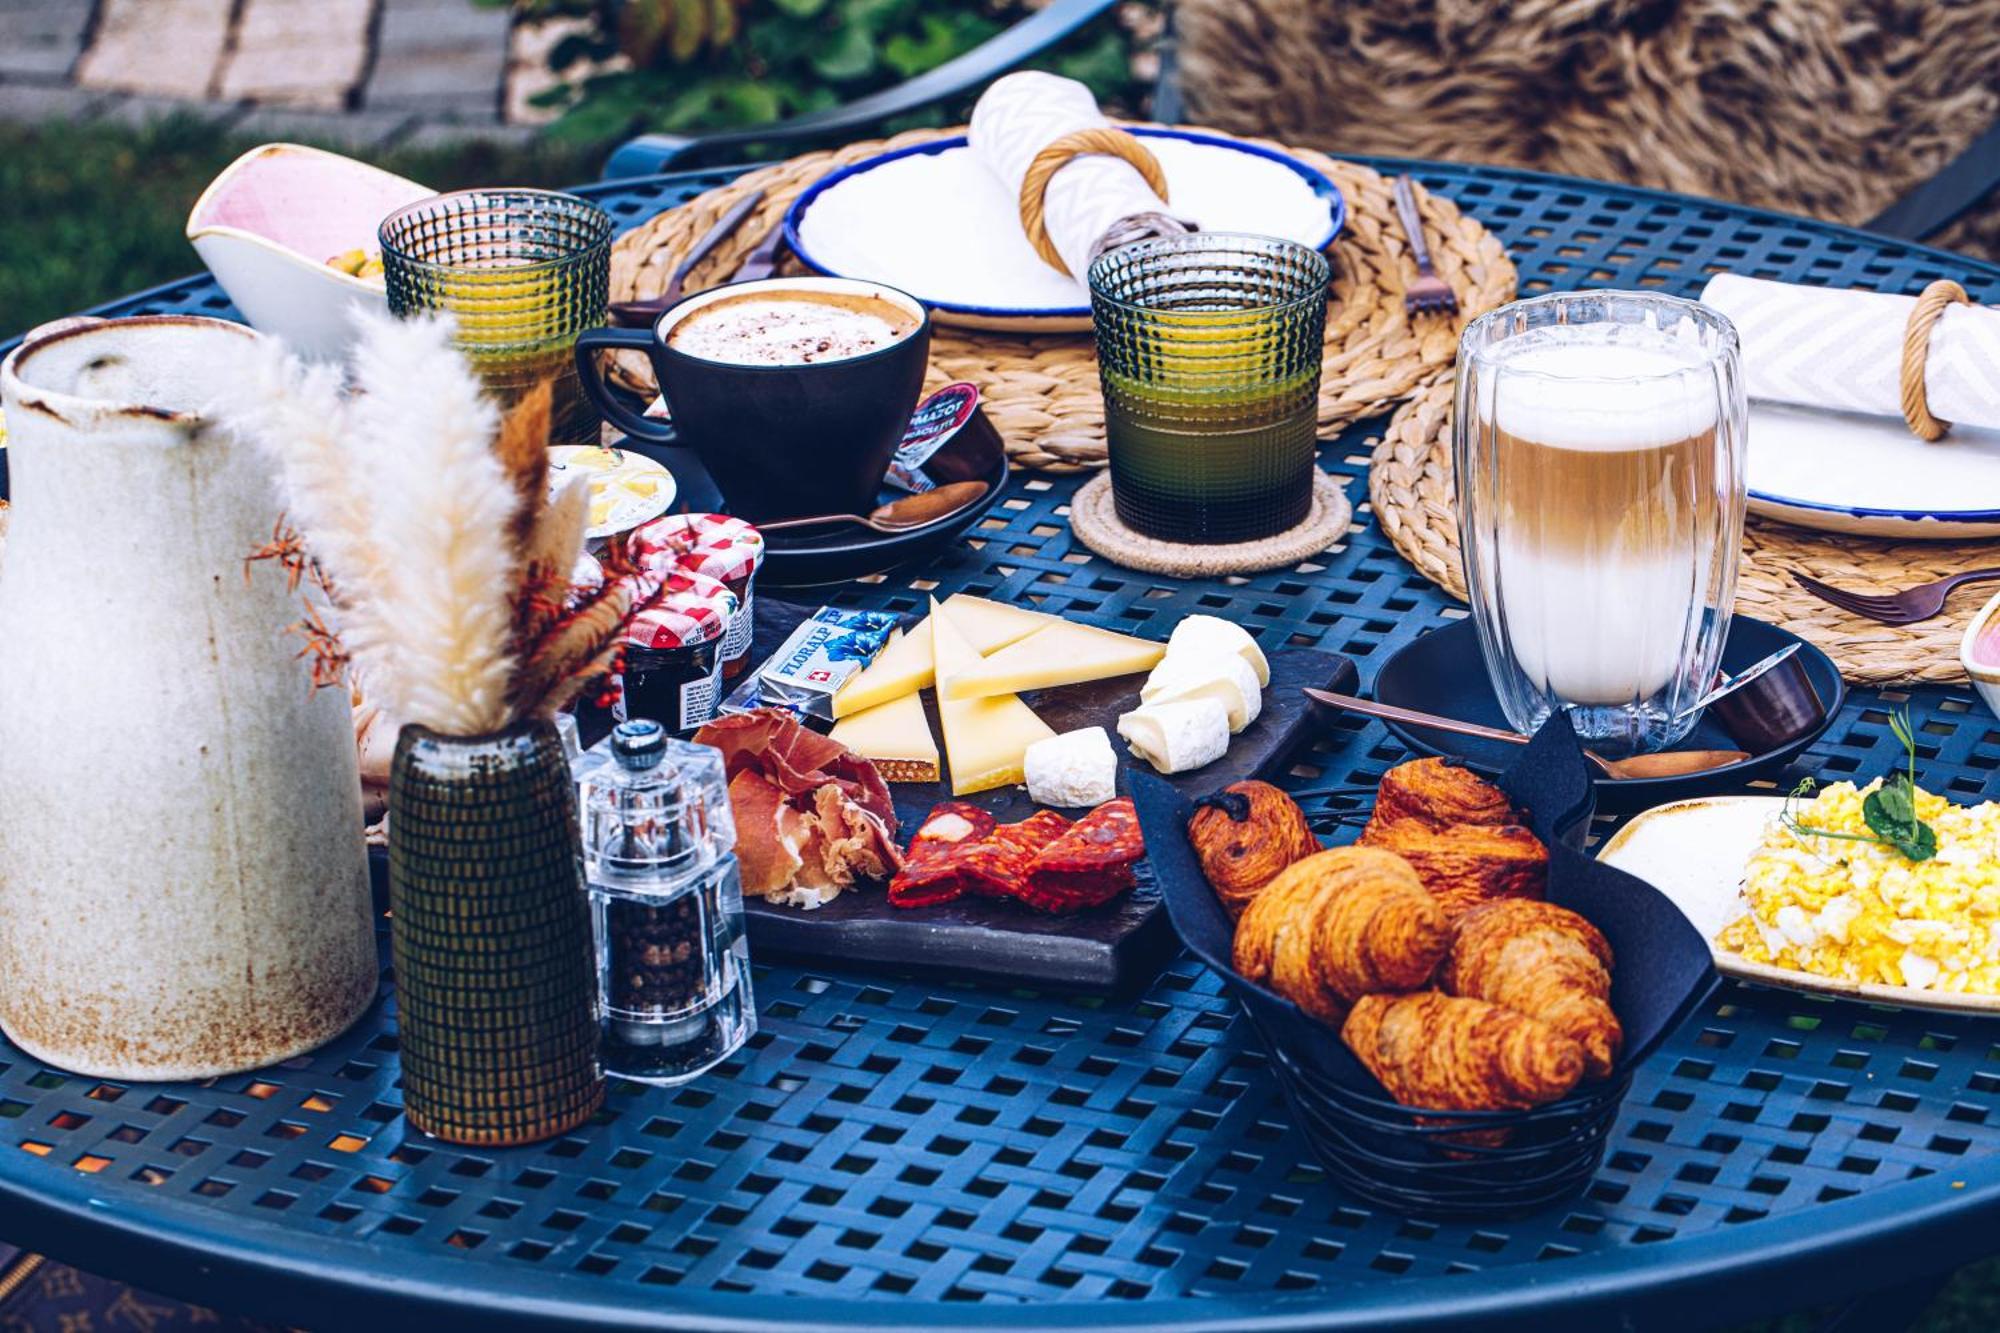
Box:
1371;758;1516;831
1445;899;1622;1079
1342;991;1584;1113
1233;847;1448;1022
1188;781;1319;917
1359;818;1547;919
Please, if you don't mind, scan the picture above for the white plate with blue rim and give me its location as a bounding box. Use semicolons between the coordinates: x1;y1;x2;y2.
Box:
783;128;1345;333
1747;402;2000;538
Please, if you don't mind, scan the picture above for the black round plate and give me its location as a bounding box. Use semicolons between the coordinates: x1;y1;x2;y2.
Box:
1370;616;1844;809
612;417;1007;588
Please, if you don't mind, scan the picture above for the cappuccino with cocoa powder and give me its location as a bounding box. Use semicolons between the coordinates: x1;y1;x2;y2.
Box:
667;288;919;367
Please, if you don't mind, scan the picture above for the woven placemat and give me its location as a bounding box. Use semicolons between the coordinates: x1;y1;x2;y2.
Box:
1069;469;1353;576
608;125;1516;473
1368;381;1994;684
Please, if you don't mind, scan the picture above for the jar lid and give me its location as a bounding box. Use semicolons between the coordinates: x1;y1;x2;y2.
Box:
626;569;738;651
632;513;766;584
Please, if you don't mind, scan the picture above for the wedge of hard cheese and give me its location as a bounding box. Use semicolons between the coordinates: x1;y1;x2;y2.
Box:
931;597;1055;795
937;620;1166;702
828;687;939;783
831;594;1055;718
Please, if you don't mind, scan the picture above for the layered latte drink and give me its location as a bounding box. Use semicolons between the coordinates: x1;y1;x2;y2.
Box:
1456;293;1746;755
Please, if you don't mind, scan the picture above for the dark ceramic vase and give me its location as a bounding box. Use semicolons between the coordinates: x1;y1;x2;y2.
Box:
387;720;604;1146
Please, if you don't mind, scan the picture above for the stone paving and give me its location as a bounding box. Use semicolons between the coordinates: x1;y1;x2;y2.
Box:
0;0;537;147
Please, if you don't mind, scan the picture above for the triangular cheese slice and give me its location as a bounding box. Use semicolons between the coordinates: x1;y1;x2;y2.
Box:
931;597;1055;795
828;686;939;783
937;620;1166;701
830;595;1056;718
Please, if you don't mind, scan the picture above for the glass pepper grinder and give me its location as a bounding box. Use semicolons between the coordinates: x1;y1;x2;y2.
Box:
575;719;755;1084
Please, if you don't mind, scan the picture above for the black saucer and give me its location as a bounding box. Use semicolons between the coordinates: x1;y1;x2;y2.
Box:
610;411;1008;588
1362;616;1844;808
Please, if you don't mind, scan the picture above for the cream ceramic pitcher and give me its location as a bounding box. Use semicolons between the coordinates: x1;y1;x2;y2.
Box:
0;316;376;1079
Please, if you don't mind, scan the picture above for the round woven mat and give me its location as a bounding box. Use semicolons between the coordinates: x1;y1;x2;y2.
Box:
608;125;1516;474
1069;469;1354;577
1368;381;1993;685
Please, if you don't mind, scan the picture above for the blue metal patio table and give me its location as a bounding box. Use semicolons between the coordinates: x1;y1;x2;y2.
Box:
1;158;1997;1332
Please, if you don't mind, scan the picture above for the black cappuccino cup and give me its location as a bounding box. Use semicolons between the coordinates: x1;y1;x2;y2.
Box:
575;276;931;522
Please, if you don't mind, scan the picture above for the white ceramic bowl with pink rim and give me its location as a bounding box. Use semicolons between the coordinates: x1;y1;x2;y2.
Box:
1958;588;2000;717
186;143;433;359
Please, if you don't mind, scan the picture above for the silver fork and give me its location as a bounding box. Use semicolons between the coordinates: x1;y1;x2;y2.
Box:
1789;566;2000;625
1392;176;1459;317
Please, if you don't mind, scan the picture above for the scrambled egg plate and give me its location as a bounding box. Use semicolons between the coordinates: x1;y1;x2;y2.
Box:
1716;781;2000;992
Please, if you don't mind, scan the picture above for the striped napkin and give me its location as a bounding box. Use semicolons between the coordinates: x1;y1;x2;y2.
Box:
1700;273;2000;430
968;71;1191;288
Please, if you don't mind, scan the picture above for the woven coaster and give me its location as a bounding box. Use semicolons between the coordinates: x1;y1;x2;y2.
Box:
1068;469;1354;577
608;125;1516;474
1367;381;1996;685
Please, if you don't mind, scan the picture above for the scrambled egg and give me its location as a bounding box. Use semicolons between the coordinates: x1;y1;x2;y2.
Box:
1716;781;2000;992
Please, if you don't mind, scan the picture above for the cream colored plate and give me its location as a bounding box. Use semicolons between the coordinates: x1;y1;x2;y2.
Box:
1598;795;2000;1015
547;445;677;541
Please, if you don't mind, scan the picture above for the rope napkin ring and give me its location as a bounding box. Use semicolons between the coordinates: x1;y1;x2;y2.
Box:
1900;278;1973;441
1018;127;1171;276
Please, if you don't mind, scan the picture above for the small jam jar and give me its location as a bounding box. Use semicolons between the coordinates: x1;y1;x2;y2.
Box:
621;569;738;733
630;514;765;684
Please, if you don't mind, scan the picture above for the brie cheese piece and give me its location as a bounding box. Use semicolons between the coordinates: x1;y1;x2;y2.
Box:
1139;649;1262;733
1166;615;1271;687
1024;726;1118;808
1117;699;1231;775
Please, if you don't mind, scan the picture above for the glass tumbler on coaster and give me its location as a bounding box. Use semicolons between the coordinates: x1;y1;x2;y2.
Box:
1455;290;1747;757
380;188;613;446
1088;234;1330;543
575;720;754;1085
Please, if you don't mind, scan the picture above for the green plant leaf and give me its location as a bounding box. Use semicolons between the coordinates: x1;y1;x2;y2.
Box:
768;0;827;19
809;22;877;82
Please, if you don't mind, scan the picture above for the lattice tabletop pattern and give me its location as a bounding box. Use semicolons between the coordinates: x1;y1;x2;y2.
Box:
4;161;2000;1332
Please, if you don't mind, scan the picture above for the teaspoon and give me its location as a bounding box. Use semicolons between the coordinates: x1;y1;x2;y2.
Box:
1302;688;1750;780
757;481;990;537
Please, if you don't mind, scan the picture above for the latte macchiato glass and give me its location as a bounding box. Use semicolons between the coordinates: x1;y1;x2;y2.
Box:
1455;291;1745;756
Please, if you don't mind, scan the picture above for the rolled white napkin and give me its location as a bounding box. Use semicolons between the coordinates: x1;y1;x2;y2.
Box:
1700;273;2000;431
968;71;1190;289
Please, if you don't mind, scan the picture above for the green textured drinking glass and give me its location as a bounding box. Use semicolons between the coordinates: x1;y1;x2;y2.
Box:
381;188;614;446
1088;233;1330;543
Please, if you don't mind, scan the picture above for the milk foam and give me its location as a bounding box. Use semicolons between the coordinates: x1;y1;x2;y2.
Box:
1490;340;1719;451
670;296;908;366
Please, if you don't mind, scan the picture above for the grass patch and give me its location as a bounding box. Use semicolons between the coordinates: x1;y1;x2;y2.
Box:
0;114;603;331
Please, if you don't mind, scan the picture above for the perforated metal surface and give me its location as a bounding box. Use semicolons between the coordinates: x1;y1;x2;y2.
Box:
5;161;2000;1331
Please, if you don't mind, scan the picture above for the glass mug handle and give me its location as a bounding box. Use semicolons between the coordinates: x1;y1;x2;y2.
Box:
573;327;677;444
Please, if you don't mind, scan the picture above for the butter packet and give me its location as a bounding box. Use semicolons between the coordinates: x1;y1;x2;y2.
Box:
757;607;898;720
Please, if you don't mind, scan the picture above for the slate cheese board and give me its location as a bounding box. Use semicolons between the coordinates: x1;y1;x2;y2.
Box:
735;599;1357;991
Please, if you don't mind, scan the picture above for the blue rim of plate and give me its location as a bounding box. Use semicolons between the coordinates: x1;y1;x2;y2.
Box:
782;128;1347;322
1748;486;2000;526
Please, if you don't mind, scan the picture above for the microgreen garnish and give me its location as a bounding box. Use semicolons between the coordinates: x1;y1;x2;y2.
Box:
1780;709;1936;862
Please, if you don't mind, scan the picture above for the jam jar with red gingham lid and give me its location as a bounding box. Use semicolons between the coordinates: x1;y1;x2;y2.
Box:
621;569;738;733
629;514;765;684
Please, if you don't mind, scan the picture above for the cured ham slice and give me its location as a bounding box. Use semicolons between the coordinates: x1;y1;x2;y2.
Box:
695;709;901;908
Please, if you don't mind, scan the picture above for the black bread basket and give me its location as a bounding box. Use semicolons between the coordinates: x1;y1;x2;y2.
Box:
1135;714;1719;1218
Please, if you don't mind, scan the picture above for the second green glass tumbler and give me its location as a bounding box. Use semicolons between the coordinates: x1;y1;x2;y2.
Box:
381;188;614;447
1088;234;1331;544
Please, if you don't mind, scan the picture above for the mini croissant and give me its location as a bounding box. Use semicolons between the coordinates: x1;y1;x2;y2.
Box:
1342;991;1584;1113
1359;818;1548;920
1371;758;1516;831
1233;847;1449;1022
1444;899;1623;1080
1187;781;1319;917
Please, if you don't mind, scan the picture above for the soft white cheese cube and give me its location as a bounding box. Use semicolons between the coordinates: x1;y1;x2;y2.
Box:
1117;699;1231;775
1140;649;1262;733
1166;615;1271;686
1024;727;1117;808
